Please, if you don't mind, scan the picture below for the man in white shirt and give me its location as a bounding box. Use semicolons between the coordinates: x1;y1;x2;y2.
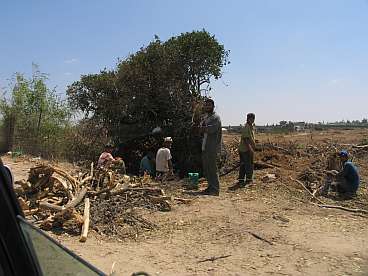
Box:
156;137;173;181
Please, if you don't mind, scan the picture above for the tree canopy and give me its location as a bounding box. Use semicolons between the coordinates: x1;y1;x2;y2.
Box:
67;30;229;141
67;30;229;174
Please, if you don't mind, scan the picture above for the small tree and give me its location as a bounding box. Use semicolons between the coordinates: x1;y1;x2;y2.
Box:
0;66;71;157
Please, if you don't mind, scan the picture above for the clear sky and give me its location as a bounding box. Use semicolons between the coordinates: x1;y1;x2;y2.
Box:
1;0;367;125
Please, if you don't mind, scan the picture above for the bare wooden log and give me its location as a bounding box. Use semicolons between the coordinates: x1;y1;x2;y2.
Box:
337;143;355;147
290;177;325;204
353;144;368;149
316;204;368;214
52;166;77;183
81;176;93;185
52;166;80;192
63;187;87;211
18;197;29;210
23;208;39;216
43;197;63;205
51;175;68;190
107;171;115;188
80;198;90;242
39;187;87;213
50;175;73;199
90;162;94;177
39;201;64;212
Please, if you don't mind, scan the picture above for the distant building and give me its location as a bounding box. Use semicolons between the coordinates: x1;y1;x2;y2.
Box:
293;122;306;132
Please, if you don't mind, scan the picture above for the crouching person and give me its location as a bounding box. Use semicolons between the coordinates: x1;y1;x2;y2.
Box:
319;150;360;198
140;151;155;176
97;143;126;174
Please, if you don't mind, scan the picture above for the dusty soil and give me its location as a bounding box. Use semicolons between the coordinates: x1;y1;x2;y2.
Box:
3;129;368;276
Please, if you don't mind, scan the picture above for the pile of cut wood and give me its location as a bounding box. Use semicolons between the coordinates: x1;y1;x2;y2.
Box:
15;164;190;241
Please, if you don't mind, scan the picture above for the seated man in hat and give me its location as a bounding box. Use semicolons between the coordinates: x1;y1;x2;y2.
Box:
319;150;360;198
155;137;174;181
97;143;126;174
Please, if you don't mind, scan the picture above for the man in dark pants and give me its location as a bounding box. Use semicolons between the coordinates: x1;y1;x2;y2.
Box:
318;150;360;198
199;98;222;196
229;113;256;190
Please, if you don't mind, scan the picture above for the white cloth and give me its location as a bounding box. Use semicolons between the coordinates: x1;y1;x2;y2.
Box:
156;147;172;172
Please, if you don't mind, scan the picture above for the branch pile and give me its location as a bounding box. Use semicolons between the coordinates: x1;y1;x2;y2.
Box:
14;164;186;241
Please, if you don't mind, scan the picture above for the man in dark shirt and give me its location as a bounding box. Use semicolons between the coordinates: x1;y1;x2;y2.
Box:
321;150;360;198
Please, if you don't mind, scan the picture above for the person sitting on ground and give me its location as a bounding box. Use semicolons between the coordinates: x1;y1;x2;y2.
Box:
97;143;126;174
319;150;360;198
140;151;155;176
155;137;174;181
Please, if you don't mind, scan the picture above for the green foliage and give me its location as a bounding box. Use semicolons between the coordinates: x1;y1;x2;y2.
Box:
0;66;72;157
67;30;229;142
67;30;229;173
165;29;230;95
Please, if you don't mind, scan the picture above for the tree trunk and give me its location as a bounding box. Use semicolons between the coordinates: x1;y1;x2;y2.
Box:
1;113;16;153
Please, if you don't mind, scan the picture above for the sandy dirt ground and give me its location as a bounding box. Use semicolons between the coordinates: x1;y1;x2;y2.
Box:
3;129;368;276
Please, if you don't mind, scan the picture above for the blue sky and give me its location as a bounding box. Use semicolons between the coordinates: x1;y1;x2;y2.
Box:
1;0;367;125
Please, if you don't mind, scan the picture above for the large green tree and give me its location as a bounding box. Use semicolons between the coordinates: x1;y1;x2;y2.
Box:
68;30;229;138
67;30;229;173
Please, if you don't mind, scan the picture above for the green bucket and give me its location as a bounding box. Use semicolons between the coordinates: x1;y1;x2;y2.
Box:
188;172;199;188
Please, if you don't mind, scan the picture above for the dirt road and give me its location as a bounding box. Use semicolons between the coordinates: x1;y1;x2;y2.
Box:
56;178;368;276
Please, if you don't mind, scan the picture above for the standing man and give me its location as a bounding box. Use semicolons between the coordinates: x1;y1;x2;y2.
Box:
156;137;174;181
230;113;256;190
200;98;222;196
